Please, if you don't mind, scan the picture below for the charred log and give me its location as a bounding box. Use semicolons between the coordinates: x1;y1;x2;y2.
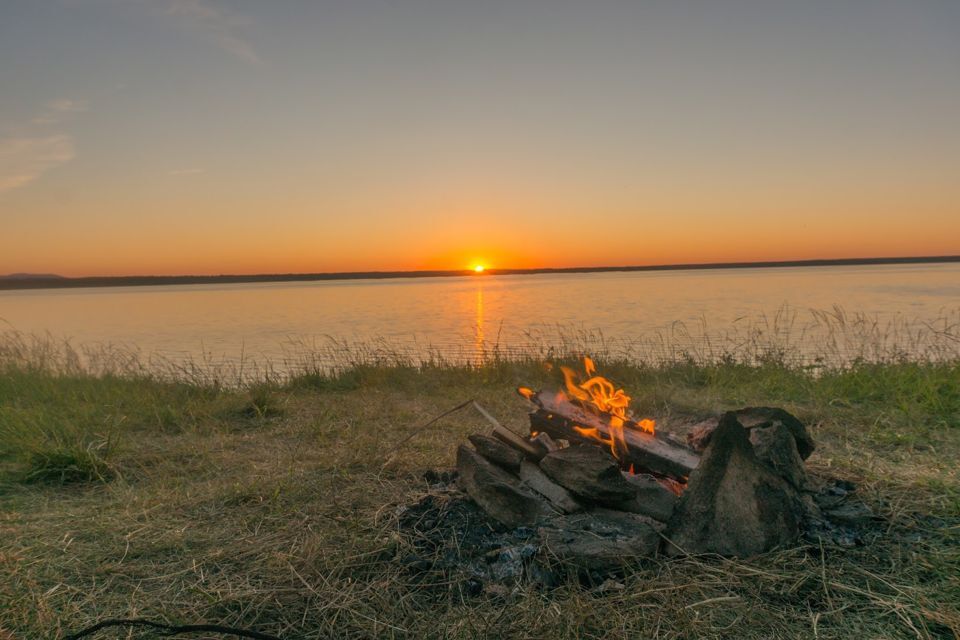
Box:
538;446;636;505
456;445;550;527
467;434;524;473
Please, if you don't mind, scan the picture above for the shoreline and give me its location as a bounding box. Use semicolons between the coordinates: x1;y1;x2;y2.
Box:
2;254;958;291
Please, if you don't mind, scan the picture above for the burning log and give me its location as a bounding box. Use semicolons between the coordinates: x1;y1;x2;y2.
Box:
527;390;700;480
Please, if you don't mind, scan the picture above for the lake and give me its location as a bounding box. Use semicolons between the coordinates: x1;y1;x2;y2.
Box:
2;263;958;374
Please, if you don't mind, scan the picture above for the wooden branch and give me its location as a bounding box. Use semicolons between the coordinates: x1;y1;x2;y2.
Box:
472;401;544;460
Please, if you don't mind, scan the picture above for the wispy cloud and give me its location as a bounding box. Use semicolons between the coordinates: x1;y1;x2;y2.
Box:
0;100;85;194
0;136;75;193
166;0;260;65
30;99;89;125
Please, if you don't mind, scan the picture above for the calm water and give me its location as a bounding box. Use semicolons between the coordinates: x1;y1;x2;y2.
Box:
2;263;959;371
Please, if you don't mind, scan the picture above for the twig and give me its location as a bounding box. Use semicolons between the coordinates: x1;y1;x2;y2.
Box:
380;398;474;460
471;400;505;431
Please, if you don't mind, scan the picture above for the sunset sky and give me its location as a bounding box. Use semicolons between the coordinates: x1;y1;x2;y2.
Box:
2;1;958;277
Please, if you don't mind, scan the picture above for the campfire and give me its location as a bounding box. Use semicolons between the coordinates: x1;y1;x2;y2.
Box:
455;358;854;562
397;357;873;590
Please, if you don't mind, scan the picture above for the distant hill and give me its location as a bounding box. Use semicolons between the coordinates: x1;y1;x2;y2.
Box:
1;255;959;291
0;273;65;280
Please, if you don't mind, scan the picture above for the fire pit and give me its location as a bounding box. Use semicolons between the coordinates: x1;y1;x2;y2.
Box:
397;359;876;590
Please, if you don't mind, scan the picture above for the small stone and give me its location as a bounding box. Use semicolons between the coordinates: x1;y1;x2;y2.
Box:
594;579;626;594
483;583;511;598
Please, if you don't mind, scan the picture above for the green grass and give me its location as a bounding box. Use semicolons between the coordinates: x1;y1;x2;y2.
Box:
1;355;959;638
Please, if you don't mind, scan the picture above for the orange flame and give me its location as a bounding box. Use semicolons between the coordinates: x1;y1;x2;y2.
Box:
562;357;655;460
517;387;535;400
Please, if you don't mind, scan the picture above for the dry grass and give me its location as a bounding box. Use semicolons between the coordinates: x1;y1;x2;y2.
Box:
3;305;959;385
0;345;958;638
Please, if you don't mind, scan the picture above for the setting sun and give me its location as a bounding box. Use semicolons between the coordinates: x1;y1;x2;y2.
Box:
473;265;485;273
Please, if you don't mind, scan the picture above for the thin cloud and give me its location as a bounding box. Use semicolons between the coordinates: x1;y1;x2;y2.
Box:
166;0;261;65
31;99;88;125
0;135;75;193
0;99;84;194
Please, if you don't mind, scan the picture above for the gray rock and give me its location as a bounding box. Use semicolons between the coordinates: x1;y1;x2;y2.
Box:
736;407;815;460
750;424;808;489
667;412;803;557
539;445;636;505
468;433;524;473
685;407;815;461
538;509;662;572
456;445;548;528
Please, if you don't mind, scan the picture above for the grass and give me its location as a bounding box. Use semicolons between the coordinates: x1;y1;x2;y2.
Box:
0;338;959;638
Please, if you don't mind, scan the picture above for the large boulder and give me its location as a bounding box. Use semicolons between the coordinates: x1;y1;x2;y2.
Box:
686;407;815;461
750;423;808;489
667;412;803;556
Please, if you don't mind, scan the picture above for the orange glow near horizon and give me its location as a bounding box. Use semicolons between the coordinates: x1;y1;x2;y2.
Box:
2;193;959;277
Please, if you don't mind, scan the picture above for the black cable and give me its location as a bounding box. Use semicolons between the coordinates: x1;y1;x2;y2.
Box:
63;618;282;640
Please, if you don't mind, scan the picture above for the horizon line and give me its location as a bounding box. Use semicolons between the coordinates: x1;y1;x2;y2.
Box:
2;254;959;291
